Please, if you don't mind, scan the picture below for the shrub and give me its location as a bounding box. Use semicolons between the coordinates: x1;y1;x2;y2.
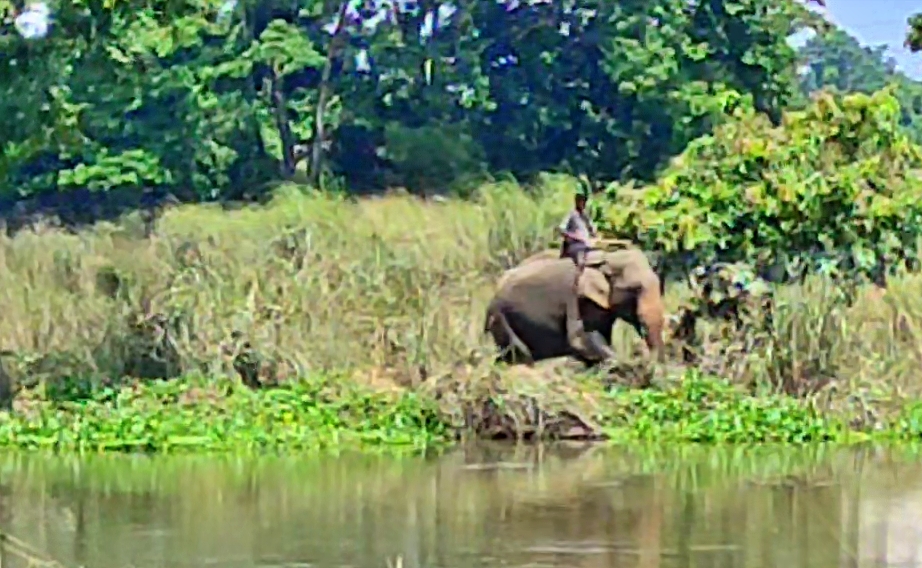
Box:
602;88;922;283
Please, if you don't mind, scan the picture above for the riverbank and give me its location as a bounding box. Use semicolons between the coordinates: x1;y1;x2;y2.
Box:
3;370;922;452
2;178;922;451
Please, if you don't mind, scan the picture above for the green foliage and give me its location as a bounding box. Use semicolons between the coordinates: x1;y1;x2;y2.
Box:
603;371;922;445
0;0;824;208
906;14;922;53
381;122;487;194
9;367;922;453
2;0;922;209
604;372;847;443
798;28;922;142
0;0;322;204
0;375;451;452
603;88;922;281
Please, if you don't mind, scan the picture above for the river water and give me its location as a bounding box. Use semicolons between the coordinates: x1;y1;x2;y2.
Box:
0;444;919;568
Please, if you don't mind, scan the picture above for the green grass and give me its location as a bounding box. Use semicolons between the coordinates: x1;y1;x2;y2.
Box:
2;371;922;453
1;175;922;451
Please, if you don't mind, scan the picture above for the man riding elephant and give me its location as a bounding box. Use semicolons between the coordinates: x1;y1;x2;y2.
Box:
484;247;666;367
555;187;599;347
557;188;598;290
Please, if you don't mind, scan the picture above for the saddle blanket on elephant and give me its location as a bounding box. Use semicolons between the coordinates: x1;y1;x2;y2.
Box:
577;248;655;304
583;249;609;268
581;248;648;272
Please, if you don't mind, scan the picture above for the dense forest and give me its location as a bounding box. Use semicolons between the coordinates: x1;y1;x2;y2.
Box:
1;0;921;225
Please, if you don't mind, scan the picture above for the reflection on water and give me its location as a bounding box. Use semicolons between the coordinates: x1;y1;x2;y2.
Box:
0;444;919;568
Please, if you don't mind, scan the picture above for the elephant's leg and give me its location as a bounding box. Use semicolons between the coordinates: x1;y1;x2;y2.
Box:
567;301;616;363
565;293;587;349
570;333;612;367
488;309;535;365
564;294;601;360
585;331;617;366
599;319;615;346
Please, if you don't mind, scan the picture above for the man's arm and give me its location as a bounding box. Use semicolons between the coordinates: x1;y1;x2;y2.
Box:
557;213;573;238
558;212;585;243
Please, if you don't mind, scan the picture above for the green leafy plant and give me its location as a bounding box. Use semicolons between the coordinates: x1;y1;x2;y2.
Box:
0;374;450;453
603;88;922;283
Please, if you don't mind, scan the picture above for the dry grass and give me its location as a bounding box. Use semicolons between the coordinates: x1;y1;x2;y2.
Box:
0;176;570;394
0;174;921;433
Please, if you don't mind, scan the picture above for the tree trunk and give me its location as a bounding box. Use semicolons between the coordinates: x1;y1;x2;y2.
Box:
309;0;351;188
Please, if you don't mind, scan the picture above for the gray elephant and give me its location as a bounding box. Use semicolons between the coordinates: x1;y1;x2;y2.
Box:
484;248;666;366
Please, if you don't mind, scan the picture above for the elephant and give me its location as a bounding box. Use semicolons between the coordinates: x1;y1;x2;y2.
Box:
484;247;666;366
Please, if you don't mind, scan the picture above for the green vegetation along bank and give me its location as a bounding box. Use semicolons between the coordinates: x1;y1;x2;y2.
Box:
2;151;922;449
2;65;922;450
6;370;922;453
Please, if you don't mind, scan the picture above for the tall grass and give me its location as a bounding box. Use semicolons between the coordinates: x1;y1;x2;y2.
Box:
0;176;571;392
0;174;920;423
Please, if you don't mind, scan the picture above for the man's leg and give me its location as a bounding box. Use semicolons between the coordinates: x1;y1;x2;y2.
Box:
565;246;591;355
573;248;586;291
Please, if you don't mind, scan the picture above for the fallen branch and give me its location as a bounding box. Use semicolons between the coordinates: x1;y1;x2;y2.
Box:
0;530;70;568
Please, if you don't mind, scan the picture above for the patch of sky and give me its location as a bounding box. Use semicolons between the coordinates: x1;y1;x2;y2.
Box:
13;1;51;39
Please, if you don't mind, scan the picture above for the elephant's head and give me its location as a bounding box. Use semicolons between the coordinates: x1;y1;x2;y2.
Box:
578;249;666;360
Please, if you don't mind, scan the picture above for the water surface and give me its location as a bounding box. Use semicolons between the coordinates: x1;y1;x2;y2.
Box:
0;444;919;568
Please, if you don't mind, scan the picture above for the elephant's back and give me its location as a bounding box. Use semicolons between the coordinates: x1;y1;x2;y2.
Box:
494;258;571;317
498;258;571;294
489;259;583;360
494;257;558;291
517;248;560;267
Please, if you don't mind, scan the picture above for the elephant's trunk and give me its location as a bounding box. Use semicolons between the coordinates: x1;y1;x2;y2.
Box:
638;286;667;363
646;329;666;363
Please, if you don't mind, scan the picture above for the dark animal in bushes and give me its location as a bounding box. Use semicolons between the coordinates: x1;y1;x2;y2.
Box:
687;262;774;331
0;357;12;411
670;262;774;362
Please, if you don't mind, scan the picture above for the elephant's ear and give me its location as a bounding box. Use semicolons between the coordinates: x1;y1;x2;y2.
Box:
578;268;611;309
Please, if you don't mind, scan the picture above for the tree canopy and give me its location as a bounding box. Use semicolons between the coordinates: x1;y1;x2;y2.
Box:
0;0;919;225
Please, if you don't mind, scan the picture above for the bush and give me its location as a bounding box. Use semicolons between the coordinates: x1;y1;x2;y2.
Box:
0;374;449;451
602;88;922;283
